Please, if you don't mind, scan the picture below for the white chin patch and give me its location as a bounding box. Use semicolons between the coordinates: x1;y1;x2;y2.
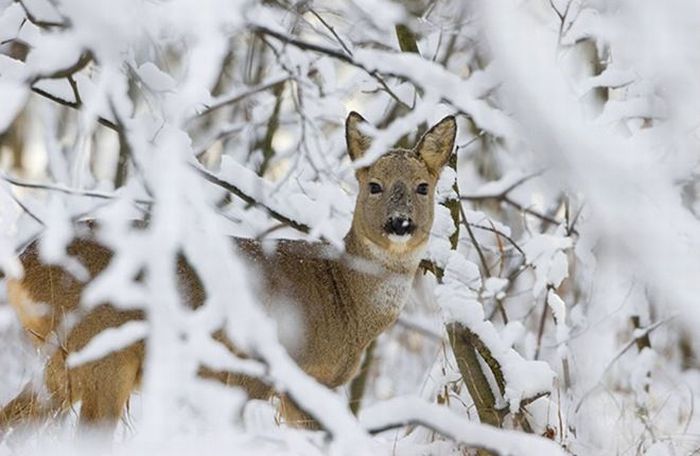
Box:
388;233;411;244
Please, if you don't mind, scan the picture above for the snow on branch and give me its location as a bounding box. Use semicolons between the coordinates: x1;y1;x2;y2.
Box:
191;162;312;235
360;396;566;455
66;320;148;368
437;251;555;412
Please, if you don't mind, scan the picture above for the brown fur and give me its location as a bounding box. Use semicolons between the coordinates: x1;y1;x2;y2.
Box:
0;113;456;433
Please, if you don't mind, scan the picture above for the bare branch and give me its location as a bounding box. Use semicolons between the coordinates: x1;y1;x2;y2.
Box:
308;9;353;56
1;172;151;205
251;24;353;64
30;52;92;82
31;83;119;132
468;222;526;257
460;171;574;233
31;85;79;109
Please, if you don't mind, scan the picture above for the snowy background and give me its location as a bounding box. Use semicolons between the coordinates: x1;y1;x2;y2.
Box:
1;0;700;454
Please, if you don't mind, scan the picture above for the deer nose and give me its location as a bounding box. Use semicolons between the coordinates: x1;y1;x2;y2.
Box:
386;217;413;236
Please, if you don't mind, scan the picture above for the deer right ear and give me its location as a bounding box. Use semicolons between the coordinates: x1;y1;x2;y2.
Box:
416;115;456;175
346;111;372;162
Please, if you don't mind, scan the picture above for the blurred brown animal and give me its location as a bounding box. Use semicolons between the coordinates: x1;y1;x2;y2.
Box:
0;112;456;433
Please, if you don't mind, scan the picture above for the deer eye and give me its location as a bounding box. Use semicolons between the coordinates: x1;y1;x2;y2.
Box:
369;182;383;194
416;183;429;195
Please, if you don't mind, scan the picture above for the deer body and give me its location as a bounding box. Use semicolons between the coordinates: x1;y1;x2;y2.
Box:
0;113;456;432
237;233;419;387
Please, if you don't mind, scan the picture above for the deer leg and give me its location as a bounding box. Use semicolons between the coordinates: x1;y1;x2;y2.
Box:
279;394;320;430
0;386;47;432
1;355;72;434
45;305;144;432
74;352;140;431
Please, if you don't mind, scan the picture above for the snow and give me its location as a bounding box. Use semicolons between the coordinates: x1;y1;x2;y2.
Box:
0;3;24;43
578;67;636;95
597;95;668;125
0;184;23;279
546;289;568;349
217;155;350;247
360;396;566;455
437;251;555;411
32;78;76;104
434;166;457;204
349;0;404;29
353;49;516;141
136;62;176;92
0;80;27;134
470;171;528;197
426;205;456;268
482;277;508;299
23;32;83;79
21;0;63;24
67;320;149;368
522;232;572;297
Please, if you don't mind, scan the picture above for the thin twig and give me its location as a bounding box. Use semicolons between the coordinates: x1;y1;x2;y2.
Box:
456;130;486;152
254;24;508;124
29;52;92;82
252;25;412;110
67;75;81;105
468;223;526;257
460;205;489;277
195;76;290;118
6;191;45;226
30;85;79;109
108;98;154;197
396;316;443;341
574;316;675;413
461;171;545;202
460;171;573;232
30;86;119;132
308;9;352;56
534;297;548;360
190;162;311;234
502;197;561;228
1;172;151;205
251;25;354;65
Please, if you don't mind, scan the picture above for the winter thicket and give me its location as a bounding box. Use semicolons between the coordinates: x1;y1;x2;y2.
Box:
1;0;700;454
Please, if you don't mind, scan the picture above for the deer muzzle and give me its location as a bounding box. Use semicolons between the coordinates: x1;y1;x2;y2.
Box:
385;216;414;236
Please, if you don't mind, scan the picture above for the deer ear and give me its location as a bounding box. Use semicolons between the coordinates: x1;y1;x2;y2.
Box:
346;111;372;162
416;116;456;175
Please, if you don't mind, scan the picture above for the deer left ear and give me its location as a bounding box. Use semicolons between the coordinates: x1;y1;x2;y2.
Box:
346;111;372;162
416;116;456;175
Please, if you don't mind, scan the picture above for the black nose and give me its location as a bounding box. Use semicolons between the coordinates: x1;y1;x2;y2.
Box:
386;217;413;236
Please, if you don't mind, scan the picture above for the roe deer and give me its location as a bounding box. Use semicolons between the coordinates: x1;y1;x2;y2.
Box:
0;112;456;433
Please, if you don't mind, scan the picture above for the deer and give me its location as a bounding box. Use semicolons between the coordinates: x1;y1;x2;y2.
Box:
0;112;456;434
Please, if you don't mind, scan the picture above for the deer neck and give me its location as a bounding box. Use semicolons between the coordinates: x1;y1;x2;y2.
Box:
344;230;423;275
340;230;424;326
